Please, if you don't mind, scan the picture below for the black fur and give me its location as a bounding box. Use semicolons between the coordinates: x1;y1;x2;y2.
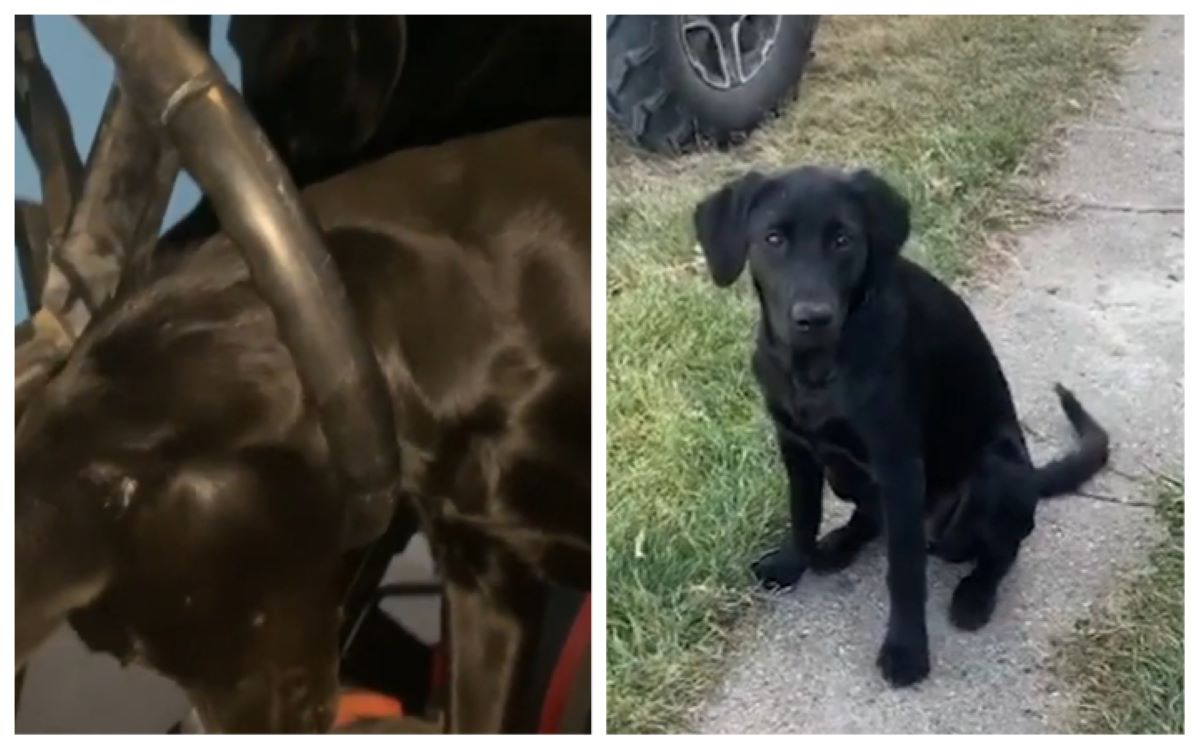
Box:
694;166;1109;687
16;119;589;732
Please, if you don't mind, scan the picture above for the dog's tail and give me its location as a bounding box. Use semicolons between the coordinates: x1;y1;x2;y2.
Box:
1035;383;1110;498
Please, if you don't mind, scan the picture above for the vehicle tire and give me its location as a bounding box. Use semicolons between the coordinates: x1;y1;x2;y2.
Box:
607;15;819;153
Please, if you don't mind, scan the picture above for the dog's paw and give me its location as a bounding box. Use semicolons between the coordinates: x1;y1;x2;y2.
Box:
808;526;864;574
750;547;806;590
876;638;930;687
950;575;998;631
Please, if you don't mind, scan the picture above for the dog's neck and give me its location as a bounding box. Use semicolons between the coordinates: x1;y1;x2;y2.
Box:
789;348;838;390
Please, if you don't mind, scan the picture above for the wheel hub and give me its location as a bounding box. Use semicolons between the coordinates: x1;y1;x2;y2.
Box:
679;15;782;90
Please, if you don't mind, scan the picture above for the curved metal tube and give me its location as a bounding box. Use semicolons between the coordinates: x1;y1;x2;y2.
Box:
78;15;400;548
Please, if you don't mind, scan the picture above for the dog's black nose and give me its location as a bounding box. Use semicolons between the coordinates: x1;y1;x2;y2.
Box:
790;302;834;330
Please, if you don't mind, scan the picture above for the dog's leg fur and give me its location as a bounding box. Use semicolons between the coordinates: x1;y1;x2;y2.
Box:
751;432;824;588
444;577;545;733
875;455;930;687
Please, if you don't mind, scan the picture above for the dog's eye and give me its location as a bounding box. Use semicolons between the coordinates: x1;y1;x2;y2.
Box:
832;230;851;249
764;230;784;247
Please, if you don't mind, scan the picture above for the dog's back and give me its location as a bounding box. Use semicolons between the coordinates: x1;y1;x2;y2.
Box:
889;259;1026;493
311;118;591;582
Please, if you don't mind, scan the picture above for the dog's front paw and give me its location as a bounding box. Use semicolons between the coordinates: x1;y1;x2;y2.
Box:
751;546;806;590
876;638;930;687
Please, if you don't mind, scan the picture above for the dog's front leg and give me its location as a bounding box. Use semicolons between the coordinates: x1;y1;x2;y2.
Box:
876;455;930;687
751;430;824;589
444;579;532;733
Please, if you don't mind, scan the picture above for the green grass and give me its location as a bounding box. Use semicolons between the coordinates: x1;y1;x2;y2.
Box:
607;16;1138;733
1059;478;1184;734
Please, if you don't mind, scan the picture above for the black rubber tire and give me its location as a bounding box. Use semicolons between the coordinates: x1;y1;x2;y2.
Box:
607;15;819;153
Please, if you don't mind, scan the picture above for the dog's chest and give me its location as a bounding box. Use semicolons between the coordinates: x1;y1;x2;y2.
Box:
808;421;875;501
771;398;876;501
754;347;878;499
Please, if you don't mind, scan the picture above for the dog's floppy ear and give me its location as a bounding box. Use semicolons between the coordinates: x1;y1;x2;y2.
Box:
847;169;911;268
693;171;769;287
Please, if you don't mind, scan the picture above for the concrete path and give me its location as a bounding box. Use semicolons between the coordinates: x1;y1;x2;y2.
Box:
697;16;1183;734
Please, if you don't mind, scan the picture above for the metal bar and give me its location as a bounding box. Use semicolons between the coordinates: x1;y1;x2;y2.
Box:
15;200;49;310
78;15;400;548
15;15;82;240
125;126;180;276
41;81;177;324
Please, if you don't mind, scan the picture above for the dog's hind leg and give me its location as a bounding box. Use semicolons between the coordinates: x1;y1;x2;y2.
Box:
949;544;1017;631
948;452;1034;631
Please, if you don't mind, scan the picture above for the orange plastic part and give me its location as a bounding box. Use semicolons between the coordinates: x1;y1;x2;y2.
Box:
334;690;404;728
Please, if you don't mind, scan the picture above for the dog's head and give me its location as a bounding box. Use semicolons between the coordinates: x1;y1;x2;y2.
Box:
16;251;350;732
694;166;910;356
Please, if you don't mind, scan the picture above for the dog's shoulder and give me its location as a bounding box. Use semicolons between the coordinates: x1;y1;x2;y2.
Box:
892;258;962;316
889;257;1016;426
890;258;989;355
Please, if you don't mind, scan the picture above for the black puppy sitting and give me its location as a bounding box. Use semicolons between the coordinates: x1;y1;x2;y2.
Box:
693;166;1109;686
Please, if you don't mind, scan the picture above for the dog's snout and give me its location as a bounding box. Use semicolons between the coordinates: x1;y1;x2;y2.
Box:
790;302;834;331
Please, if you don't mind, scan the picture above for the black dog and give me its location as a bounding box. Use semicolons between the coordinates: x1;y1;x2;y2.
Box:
16;119;589;731
694;166;1108;686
